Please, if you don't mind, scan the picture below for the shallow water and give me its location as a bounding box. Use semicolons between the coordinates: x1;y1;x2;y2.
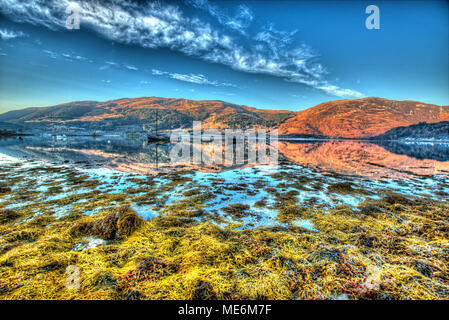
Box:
1;135;449;178
1;135;449;228
1;136;449;231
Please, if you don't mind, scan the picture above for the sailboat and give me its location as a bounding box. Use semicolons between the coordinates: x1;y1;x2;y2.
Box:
147;107;170;143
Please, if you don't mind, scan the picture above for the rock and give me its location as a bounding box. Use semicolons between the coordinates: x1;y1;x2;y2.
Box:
92;213;118;240
117;210;141;238
92;270;117;287
357;233;378;248
384;194;414;206
38;261;63;271
413;260;435;278
222;203;250;218
314;248;342;263
360;204;383;217
0;243;18;255
191;280;217;300
71;206;142;240
0;209;22;224
0;187;11;194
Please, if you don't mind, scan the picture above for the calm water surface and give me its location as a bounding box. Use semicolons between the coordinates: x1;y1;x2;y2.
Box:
1;135;449;179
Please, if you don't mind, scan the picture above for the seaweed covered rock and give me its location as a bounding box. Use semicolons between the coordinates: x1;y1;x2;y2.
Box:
313;247;343;263
412;259;436;278
122;257;173;282
0;209;22;224
0;243;18;255
383;194;414;206
359;204;384;217
71;221;94;237
278;204;310;219
222;203;250;218
191;280;217;300
0;186;12;194
328;182;370;195
92;212;119;240
71;206;142;240
356;233;378;248
5;229;40;242
327;182;355;194
117;208;142;238
117;257;177;299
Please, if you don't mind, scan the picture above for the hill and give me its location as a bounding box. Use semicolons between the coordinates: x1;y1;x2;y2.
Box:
278;97;449;138
0;97;294;131
1;97;447;138
373;121;449;141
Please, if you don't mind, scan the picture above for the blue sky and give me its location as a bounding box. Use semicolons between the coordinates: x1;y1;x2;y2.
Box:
0;0;448;113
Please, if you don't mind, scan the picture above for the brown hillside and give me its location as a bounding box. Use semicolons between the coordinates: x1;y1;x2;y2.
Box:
92;97;294;129
278;97;448;138
0;97;294;130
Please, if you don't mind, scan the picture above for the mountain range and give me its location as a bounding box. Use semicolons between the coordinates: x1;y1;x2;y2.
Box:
0;96;447;138
0;97;293;131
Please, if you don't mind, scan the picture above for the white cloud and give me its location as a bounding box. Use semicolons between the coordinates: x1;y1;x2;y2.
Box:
152;69;236;87
316;85;364;99
0;28;27;40
151;69;165;76
187;0;254;34
42;49;91;63
0;0;363;98
42;49;58;59
125;65;138;71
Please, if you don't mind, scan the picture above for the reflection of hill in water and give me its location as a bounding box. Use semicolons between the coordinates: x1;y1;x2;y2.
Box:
278;140;449;179
0;136;254;174
374;141;449;162
2;136;449;177
0;136;171;166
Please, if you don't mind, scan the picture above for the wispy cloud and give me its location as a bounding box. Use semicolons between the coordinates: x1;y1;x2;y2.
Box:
125;65;139;71
99;61;118;70
187;0;254;35
152;69;236;87
99;61;140;72
0;0;363;98
151;69;165;76
0;28;27;40
316;85;364;99
65;53;90;62
42;50;58;59
42;49;91;63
